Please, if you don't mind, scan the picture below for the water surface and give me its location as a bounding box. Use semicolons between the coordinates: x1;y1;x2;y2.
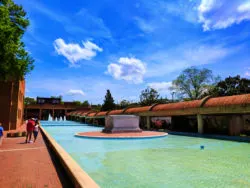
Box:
42;121;250;188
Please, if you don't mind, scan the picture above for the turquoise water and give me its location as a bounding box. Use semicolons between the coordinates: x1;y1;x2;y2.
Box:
42;121;250;188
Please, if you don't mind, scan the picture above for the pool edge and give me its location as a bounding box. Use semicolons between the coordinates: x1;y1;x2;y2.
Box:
40;126;100;188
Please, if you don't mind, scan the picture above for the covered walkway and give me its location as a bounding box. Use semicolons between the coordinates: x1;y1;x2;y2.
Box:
67;94;250;136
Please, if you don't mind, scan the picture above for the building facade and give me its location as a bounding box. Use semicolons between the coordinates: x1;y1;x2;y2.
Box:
0;80;25;131
24;97;91;120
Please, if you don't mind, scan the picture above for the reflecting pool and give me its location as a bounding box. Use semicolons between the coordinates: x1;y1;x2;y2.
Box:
42;121;250;188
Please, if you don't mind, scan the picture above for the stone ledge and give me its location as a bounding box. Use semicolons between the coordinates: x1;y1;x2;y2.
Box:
40;126;99;188
75;131;168;139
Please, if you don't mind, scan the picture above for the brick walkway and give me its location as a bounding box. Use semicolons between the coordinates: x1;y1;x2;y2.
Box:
0;131;72;187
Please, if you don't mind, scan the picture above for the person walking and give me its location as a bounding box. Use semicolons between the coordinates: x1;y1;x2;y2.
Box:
0;122;4;146
33;120;40;143
26;118;35;143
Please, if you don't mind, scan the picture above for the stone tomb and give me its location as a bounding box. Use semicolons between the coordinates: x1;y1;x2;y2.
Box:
103;115;142;133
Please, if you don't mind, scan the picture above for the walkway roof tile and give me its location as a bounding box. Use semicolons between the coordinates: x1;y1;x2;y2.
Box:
152;100;202;111
108;110;124;115
124;106;152;113
96;111;108;116
204;94;250;107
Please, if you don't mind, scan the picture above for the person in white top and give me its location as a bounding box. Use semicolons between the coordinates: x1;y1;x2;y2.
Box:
33;119;40;143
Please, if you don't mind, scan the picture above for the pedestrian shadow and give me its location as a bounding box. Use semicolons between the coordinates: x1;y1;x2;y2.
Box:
18;142;28;144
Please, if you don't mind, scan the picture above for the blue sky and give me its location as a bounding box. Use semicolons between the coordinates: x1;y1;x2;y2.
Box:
15;0;250;104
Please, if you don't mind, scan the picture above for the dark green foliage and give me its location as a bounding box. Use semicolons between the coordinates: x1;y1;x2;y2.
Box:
119;100;131;109
0;0;34;81
140;87;160;106
82;100;89;106
208;75;250;97
101;90;116;111
91;104;102;111
73;101;82;106
171;67;218;100
157;97;170;104
24;97;36;105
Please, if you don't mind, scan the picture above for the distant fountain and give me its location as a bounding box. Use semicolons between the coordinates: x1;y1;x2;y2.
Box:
59;116;63;121
48;114;53;121
64;116;66;121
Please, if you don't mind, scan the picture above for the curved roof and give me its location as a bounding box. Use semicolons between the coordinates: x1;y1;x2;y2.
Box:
87;112;97;117
108;110;124;115
76;111;83;116
204;94;250;107
96;111;108;116
65;112;72;116
124;106;152;113
152;100;202;111
79;112;88;116
71;111;78;116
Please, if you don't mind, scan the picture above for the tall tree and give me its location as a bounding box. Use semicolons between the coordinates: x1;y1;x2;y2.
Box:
208;75;250;97
24;97;36;105
73;101;82;106
82;100;89;106
119;100;131;109
140;87;160;106
171;67;218;100
101;89;116;111
0;0;34;81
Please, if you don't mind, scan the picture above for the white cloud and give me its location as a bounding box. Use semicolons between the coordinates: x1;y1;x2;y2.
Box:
66;89;85;96
245;68;250;77
238;2;250;12
198;0;250;31
147;82;172;92
107;57;146;84
53;38;102;64
134;17;156;33
134;0;198;33
245;71;250;77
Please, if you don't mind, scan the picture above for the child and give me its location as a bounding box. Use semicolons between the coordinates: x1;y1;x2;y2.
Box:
0;122;4;146
33;120;40;143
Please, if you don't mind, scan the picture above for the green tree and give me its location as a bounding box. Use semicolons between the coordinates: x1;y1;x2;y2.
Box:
119;100;131;109
82;100;89;106
0;0;34;81
208;75;250;97
24;97;36;105
157;97;170;104
101;89;116;111
91;104;102;111
171;67;218;100
73;101;82;106
140;87;160;106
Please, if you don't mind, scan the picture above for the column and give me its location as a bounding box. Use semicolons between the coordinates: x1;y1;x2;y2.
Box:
197;114;204;134
64;109;67;120
146;116;151;129
229;115;243;136
52;109;55;120
39;109;42;120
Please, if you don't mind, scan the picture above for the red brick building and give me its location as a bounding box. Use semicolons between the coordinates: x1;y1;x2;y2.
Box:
0;80;25;131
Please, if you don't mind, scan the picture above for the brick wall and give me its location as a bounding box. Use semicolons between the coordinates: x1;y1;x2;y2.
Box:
0;80;25;130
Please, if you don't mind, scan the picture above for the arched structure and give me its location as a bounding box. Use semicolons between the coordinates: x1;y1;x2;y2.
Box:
66;94;250;136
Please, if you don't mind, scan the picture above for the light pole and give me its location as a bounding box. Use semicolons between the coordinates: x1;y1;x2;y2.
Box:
171;92;175;102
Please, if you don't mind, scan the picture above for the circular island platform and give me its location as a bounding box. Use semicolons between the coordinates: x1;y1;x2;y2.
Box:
75;131;168;139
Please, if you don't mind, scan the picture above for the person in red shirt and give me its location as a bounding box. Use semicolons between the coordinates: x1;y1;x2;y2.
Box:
26;118;35;143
